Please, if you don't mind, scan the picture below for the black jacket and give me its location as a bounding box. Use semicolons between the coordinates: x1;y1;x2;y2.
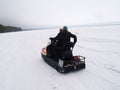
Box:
51;30;77;47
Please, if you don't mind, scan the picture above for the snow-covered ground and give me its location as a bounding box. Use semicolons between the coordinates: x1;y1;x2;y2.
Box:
0;25;120;90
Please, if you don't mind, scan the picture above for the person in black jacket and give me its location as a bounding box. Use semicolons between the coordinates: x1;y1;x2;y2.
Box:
49;26;77;60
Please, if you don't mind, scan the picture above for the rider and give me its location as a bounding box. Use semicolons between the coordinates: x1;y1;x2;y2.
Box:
50;26;77;47
49;26;77;60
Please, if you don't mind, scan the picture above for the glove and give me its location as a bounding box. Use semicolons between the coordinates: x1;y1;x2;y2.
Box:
49;37;54;40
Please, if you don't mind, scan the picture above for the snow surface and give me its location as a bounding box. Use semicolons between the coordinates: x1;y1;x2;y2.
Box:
0;26;120;90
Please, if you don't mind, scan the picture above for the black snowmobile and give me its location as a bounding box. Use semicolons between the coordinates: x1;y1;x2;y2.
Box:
41;39;86;73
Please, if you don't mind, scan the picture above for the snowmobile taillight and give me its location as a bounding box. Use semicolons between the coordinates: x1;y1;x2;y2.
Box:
73;56;79;61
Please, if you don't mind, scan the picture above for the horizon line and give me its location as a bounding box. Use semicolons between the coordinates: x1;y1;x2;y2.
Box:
22;23;120;30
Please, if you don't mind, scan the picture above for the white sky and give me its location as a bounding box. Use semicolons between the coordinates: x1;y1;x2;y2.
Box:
0;0;120;28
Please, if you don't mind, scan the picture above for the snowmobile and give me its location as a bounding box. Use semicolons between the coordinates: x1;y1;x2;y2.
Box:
41;39;86;73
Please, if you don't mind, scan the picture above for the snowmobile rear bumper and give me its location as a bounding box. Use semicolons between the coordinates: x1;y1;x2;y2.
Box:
41;51;85;73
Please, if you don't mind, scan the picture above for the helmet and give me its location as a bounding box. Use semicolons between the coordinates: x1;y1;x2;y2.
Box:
63;26;68;31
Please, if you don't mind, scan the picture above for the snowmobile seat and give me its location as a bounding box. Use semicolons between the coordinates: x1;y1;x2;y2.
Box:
62;42;74;51
60;42;74;60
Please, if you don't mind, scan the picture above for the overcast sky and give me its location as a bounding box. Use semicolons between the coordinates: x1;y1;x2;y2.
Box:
0;0;120;28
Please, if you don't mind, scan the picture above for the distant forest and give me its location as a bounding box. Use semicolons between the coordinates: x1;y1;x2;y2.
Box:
0;24;22;33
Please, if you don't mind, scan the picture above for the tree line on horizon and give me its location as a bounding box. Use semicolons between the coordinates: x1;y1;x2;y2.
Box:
0;24;22;33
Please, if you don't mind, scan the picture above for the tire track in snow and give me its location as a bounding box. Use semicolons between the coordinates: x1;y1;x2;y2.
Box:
86;62;120;88
85;69;120;88
75;44;120;89
105;64;120;74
